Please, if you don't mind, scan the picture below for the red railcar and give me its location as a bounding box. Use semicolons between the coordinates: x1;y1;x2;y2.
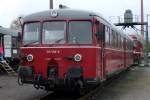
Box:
18;9;134;92
130;35;143;64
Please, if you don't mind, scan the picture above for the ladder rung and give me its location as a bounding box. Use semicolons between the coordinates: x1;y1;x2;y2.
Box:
0;62;16;74
6;69;13;71
7;71;15;73
4;67;10;69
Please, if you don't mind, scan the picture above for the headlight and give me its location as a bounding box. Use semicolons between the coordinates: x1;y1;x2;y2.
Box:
74;54;82;62
26;54;33;62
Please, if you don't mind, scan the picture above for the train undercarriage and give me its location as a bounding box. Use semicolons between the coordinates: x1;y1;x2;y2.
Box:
18;66;99;94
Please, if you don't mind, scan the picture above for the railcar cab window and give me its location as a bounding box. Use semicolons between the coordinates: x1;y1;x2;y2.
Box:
42;21;66;44
23;22;40;45
95;21;104;41
68;21;92;44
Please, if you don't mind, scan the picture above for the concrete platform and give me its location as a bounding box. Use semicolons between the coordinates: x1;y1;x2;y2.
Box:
95;66;150;100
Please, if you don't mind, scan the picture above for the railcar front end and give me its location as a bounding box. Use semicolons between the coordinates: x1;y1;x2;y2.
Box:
18;13;102;91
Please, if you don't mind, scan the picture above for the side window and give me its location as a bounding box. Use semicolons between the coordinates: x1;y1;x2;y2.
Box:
118;34;120;48
128;41;130;50
119;35;121;49
115;32;118;48
129;40;131;50
126;39;128;50
128;40;130;50
129;40;132;50
121;37;124;49
126;40;128;50
120;35;122;49
115;32;117;48
105;26;109;46
112;31;116;47
110;30;113;47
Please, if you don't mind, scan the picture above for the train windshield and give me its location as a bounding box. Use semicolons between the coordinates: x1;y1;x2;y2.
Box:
23;22;40;45
42;21;66;44
68;21;92;44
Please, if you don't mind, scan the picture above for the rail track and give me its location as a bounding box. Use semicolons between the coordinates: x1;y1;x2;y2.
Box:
38;67;134;100
39;91;80;100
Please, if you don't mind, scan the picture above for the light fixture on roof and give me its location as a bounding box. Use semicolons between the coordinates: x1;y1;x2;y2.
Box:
59;4;70;9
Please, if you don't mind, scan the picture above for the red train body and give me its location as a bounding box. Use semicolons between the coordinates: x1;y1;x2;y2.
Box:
18;9;135;91
130;35;143;64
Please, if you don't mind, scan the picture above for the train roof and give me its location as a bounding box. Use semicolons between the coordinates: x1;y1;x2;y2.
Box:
0;27;18;37
23;9;95;22
23;9;131;40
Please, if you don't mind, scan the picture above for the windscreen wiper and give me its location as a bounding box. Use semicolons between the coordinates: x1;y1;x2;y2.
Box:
24;41;39;47
54;38;64;43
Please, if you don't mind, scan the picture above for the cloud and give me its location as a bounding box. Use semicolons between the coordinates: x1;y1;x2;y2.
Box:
0;0;24;27
0;0;149;28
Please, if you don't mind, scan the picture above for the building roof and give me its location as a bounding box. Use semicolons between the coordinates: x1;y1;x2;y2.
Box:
0;27;18;37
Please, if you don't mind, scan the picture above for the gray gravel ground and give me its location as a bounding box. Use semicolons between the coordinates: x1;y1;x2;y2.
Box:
1;66;150;100
0;75;48;100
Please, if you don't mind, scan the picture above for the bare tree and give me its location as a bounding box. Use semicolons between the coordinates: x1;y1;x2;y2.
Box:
10;15;24;32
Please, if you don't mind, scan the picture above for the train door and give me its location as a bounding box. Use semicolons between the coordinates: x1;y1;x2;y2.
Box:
4;35;12;58
12;36;19;58
95;20;105;80
0;34;3;47
101;25;105;80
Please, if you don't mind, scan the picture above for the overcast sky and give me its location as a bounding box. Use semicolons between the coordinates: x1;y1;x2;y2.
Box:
0;0;150;28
